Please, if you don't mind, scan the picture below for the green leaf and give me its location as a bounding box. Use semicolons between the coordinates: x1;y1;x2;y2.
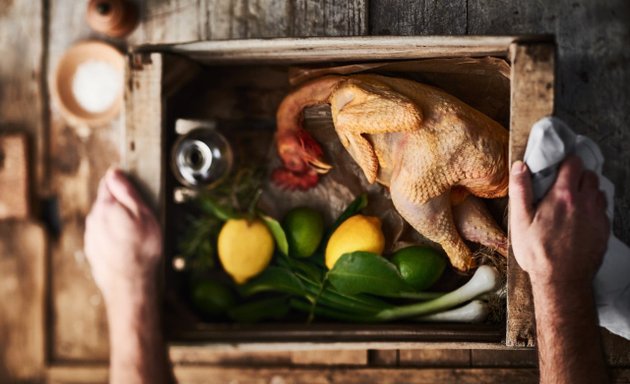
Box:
228;296;291;323
290;298;376;323
198;194;237;221
238;266;305;297
260;214;289;256
330;194;368;233
328;252;413;297
278;256;325;284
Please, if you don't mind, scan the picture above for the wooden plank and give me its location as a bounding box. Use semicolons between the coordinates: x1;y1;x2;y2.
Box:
169;349;293;366
47;365;109;384
369;0;467;35
290;350;368;366
368;350;399;366
135;0;368;45
0;221;46;382
0;134;30;219
603;331;630;367
0;0;46;191
471;349;538;367
399;349;471;367
168;347;367;366
46;364;630;384
506;43;555;347
466;1;556;35
48;0;119;361
157;36;522;64
122;53;165;210
43;365;539;384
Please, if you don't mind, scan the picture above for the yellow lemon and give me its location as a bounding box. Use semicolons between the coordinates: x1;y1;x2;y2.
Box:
217;218;274;284
325;215;385;269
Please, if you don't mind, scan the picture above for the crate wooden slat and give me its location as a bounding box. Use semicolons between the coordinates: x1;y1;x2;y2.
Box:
506;43;556;347
124;36;555;350
137;35;551;64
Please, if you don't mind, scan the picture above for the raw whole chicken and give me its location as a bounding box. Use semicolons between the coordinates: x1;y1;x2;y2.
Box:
272;74;509;271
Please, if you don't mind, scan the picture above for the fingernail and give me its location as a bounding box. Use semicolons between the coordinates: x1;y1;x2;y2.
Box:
511;161;526;175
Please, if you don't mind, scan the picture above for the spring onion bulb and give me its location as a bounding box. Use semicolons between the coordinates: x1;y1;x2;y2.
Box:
415;300;490;323
374;265;500;321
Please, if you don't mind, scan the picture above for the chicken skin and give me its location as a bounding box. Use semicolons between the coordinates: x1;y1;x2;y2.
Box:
273;74;509;271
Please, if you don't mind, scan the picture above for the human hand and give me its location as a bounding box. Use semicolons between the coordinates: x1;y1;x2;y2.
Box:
509;156;610;288
84;168;162;303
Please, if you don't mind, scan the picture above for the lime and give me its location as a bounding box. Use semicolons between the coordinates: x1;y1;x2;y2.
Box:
217;218;274;284
283;207;324;258
325;214;385;269
391;246;446;291
190;279;236;318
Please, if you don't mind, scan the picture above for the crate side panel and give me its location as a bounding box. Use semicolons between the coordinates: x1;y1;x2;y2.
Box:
123;53;165;210
506;43;555;347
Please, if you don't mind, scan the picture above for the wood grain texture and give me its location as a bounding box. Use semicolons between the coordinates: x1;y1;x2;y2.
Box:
122;53;165;210
471;349;538;367
48;0;120;361
0;221;46;382
135;0;368;44
169;348;367;366
370;0;467;35
0;0;46;192
164;36;519;64
0;134;30;219
506;43;555;347
603;330;630;367
399;349;471;367
46;364;630;384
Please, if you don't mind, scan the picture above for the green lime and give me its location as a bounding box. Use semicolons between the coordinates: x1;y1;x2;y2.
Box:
283;207;324;258
391;246;447;291
190;279;236;318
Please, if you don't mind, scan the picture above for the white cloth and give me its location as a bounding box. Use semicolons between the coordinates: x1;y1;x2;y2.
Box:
523;116;630;340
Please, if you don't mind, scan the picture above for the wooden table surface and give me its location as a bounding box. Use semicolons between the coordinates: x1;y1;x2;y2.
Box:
1;0;629;382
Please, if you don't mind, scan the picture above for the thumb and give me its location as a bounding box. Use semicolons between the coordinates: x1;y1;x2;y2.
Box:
509;161;535;232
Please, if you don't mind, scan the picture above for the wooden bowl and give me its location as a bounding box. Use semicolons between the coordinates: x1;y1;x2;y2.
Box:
86;0;139;38
52;41;124;126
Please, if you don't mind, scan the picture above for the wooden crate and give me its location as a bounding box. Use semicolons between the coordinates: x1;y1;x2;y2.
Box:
123;36;555;350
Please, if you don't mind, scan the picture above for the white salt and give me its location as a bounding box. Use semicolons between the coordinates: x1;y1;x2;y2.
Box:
72;59;122;113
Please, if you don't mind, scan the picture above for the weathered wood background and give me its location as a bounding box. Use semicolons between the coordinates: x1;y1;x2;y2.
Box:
1;0;629;382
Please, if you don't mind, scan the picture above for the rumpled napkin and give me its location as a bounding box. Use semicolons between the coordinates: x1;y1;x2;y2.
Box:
523;116;630;340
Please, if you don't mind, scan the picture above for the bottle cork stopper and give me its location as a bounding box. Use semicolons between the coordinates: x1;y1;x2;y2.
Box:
86;0;138;38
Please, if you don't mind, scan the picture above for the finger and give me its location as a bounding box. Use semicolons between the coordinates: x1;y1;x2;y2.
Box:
554;156;583;192
509;161;535;231
96;175;115;203
579;170;599;192
104;167;144;217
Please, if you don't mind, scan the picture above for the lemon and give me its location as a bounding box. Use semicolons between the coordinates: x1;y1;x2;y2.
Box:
325;214;385;269
217;218;274;284
391;246;446;291
190;279;236;318
283;207;324;258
